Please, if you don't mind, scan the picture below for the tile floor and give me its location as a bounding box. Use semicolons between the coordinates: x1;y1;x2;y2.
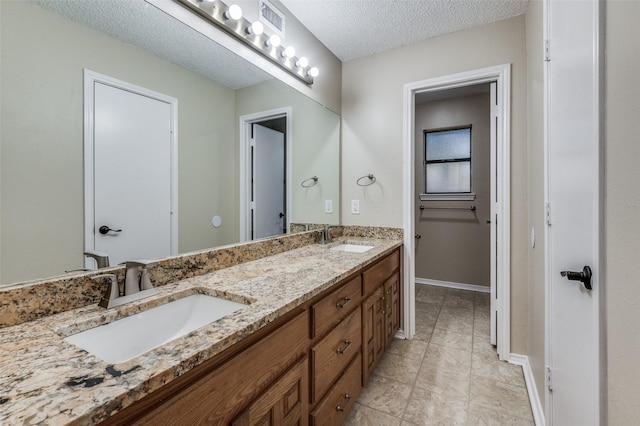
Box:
344;284;535;425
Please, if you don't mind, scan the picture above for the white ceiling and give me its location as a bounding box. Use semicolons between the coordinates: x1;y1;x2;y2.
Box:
279;0;528;62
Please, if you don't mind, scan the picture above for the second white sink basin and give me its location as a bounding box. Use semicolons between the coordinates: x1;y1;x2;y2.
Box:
64;294;246;364
330;244;374;253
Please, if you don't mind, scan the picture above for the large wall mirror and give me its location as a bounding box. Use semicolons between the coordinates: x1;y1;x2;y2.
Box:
0;0;340;287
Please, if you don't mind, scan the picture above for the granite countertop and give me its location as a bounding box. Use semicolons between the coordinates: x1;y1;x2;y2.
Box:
0;237;402;425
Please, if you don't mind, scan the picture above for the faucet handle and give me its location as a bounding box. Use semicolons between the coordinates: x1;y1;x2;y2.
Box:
91;274;119;308
125;260;158;269
84;250;110;268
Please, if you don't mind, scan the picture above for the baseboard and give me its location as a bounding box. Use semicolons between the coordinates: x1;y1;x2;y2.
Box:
509;353;545;426
415;277;490;293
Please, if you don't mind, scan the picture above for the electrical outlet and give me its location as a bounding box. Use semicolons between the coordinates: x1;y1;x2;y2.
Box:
324;199;333;214
351;199;360;214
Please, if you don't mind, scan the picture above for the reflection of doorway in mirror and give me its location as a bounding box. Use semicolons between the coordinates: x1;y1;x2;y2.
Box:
84;70;178;267
239;108;292;242
252;122;286;239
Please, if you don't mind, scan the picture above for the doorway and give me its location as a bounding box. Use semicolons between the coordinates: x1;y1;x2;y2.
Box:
83;70;178;268
239;108;292;241
403;65;511;360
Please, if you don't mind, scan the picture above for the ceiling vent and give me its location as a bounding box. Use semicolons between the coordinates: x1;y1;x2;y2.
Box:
259;0;285;38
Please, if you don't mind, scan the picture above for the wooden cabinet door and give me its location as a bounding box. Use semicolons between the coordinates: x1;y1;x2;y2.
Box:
383;273;400;348
232;357;308;426
362;286;384;384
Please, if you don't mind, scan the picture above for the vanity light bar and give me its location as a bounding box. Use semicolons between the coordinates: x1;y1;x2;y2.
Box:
176;0;316;84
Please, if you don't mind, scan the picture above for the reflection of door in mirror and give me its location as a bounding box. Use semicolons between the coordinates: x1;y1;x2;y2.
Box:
252;122;286;240
85;71;178;267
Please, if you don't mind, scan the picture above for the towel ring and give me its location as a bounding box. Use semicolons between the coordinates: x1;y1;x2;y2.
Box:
301;176;318;188
357;174;376;186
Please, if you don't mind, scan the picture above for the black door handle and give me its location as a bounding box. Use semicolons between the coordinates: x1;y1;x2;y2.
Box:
560;265;592;290
279;212;285;218
99;225;122;235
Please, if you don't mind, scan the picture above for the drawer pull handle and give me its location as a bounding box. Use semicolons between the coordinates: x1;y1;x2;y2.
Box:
336;339;352;354
336;394;352;412
336;297;352;309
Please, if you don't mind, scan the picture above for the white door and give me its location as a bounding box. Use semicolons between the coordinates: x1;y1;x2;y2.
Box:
252;124;285;239
546;0;601;424
88;77;175;266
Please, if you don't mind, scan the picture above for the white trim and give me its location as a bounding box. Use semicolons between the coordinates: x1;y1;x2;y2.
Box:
239;107;293;242
83;69;178;268
415;277;490;293
403;64;511;359
510;354;546;426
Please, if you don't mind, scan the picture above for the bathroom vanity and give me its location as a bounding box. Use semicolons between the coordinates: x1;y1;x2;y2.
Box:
0;228;402;425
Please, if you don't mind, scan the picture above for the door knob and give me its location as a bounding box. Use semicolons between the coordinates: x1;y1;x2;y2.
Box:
415;234;422;239
560;265;592;290
279;212;285;218
99;225;122;235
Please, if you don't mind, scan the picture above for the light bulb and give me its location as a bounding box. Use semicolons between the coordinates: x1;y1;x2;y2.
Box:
296;56;309;68
247;21;264;35
308;67;319;78
266;34;281;48
283;46;296;58
224;4;242;20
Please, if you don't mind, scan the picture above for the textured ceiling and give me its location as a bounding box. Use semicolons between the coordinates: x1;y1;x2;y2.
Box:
31;0;272;89
279;0;528;62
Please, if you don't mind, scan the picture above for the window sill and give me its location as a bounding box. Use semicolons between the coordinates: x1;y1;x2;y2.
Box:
419;193;476;201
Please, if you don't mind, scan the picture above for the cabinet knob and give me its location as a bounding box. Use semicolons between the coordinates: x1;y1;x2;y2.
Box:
336;394;352;412
336;339;352;354
336;297;351;309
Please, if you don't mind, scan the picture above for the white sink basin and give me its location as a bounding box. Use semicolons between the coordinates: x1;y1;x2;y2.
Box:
330;244;374;253
64;294;246;364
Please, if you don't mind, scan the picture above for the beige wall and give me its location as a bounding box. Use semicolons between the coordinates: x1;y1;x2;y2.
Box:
525;0;546;410
341;16;529;352
236;80;340;225
1;1;239;284
414;93;491;286
605;0;640;423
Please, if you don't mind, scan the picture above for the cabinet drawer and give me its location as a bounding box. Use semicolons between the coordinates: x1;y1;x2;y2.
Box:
310;353;362;426
310;306;361;403
311;275;362;338
363;249;400;296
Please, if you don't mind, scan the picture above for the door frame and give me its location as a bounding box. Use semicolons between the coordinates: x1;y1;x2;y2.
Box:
83;69;178;268
402;64;511;360
239;107;292;242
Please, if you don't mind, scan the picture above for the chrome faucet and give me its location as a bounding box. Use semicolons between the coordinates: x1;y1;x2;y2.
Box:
124;260;158;295
65;250;111;273
91;260;159;309
322;225;337;244
84;250;110;269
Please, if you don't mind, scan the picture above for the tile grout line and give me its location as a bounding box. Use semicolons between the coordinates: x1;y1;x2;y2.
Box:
398;285;444;424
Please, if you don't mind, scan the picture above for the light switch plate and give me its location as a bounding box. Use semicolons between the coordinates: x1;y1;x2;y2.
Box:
351;200;360;214
324;199;332;213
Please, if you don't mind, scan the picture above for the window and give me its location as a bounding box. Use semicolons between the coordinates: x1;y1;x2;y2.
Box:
423;126;472;197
